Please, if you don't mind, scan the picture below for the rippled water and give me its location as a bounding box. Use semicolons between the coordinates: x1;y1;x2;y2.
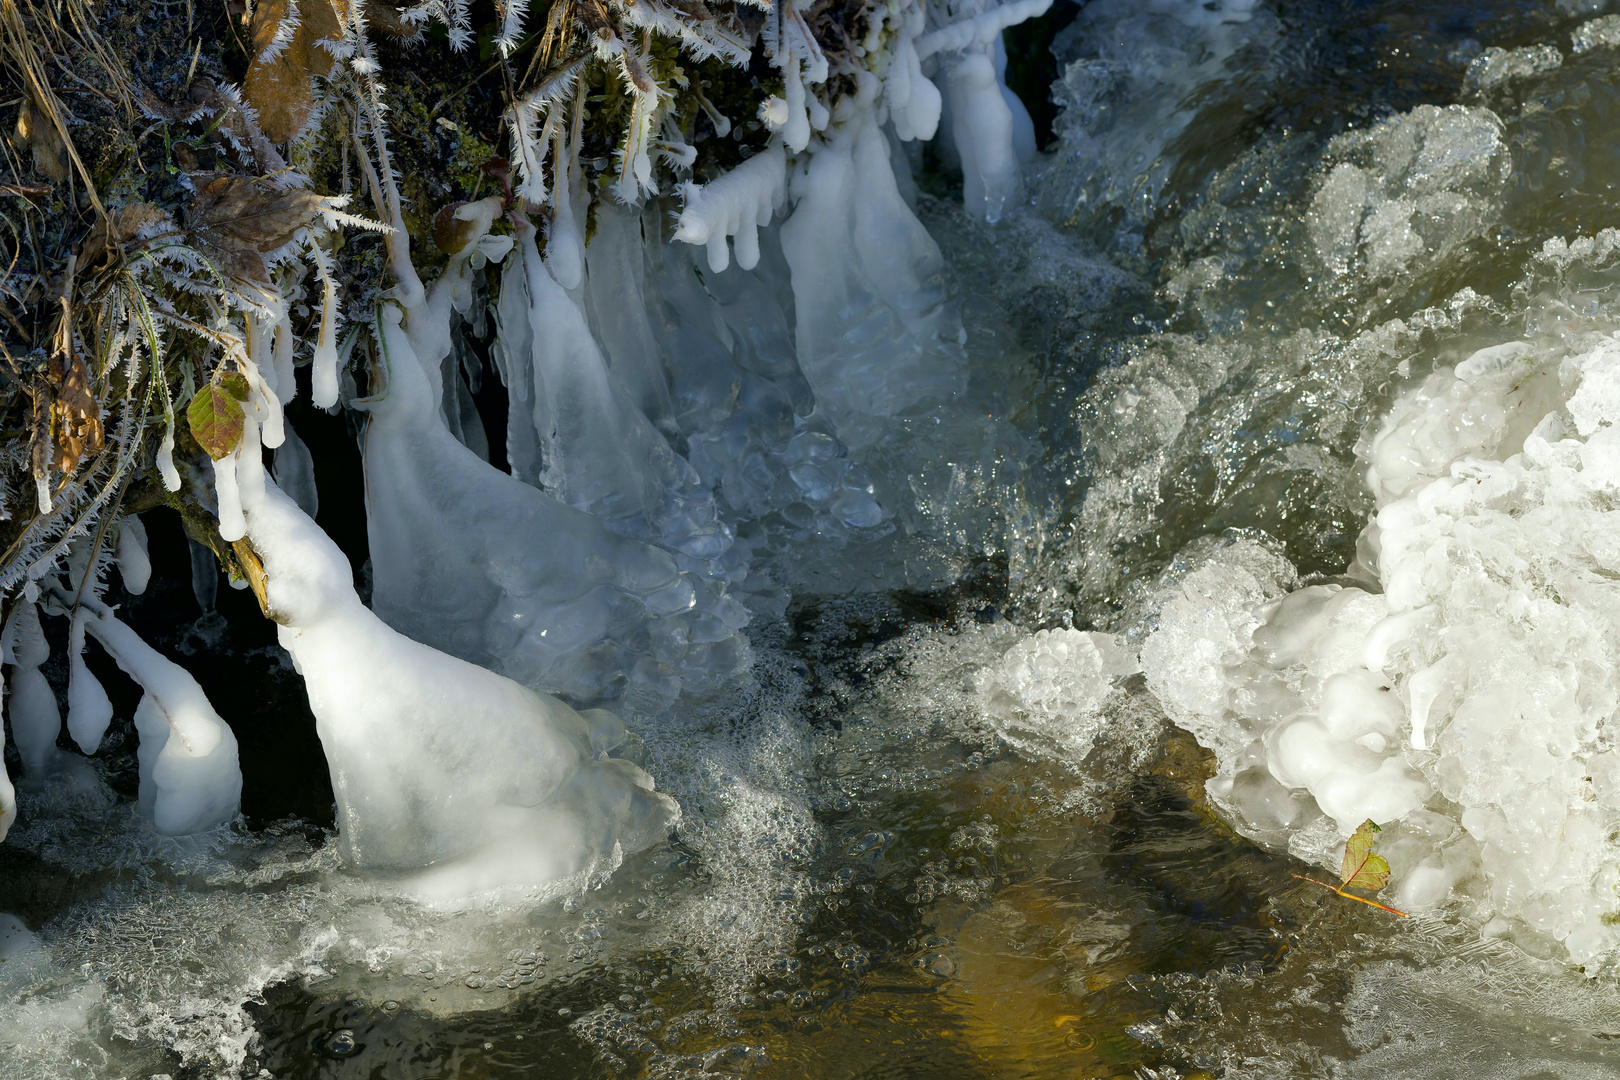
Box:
10;1;1620;1078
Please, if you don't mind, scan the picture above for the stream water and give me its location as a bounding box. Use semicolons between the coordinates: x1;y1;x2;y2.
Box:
9;1;1620;1077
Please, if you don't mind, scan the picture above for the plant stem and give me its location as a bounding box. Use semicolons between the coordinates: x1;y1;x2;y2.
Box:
1291;874;1410;918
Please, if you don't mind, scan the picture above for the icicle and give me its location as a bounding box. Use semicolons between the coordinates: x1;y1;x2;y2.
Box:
913;0;1053;60
272;308;297;404
0;671;13;842
34;476;50;516
762;6;830;153
884;5;942;143
243;357;286;450
614;51;665;203
273;418;321;519
520;220;733;559
310;239;342;409
116;515;151;595
157;421;181;492
777;71;966;445
214;449;246;543
946;47;1023;223
545;143;587;290
237;403;267;506
76;599;242;833
582;202;675;428
65;609;113;755
673;140;787;273
2;601;62;773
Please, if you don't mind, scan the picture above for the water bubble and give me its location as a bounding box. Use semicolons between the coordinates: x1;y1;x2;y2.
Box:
321;1029;361;1059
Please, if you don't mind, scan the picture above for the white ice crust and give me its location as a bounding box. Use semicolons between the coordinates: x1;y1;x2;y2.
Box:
1141;332;1620;968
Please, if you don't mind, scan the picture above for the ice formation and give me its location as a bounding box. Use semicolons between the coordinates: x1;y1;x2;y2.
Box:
922;1;1047;222
778;71;967;447
72;598;242;834
241;464;679;899
673;141;787;273
1140;326;1620;967
982;627;1139;761
1307;105;1508;283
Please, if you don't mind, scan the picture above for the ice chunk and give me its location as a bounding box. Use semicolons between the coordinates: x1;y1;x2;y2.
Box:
984;628;1139;761
1306;106;1506;283
1572;15;1620;54
1144;329;1620;946
1465;44;1563;94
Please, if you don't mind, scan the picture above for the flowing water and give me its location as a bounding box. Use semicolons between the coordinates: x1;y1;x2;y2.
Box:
9;1;1620;1077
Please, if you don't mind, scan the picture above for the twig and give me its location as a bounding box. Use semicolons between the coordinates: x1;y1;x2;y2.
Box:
1292;874;1409;918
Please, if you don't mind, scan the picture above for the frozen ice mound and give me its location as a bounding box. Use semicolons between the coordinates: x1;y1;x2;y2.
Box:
981;627;1139;762
1306;105;1508;282
1573;14;1620;54
1140;325;1620;969
246;467;681;897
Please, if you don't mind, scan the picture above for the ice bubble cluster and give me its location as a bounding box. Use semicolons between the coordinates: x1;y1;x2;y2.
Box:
1307;105;1508;282
982;628;1138;761
1143;329;1620;968
1465;44;1564;94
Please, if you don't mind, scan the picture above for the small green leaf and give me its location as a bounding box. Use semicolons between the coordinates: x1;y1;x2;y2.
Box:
219;371;250;402
1340;819;1392;893
187;384;245;460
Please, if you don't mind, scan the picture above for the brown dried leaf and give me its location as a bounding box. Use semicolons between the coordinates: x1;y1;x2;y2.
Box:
187;174;324;282
244;0;345;144
48;353;103;477
14;94;68;184
191;175;323;250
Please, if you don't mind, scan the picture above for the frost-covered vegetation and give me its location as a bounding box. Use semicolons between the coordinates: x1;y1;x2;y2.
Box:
0;0;1053;890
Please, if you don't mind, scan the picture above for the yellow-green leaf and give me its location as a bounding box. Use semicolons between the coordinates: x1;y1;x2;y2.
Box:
187;384;245;460
219;371;250;402
1340;819;1392;892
